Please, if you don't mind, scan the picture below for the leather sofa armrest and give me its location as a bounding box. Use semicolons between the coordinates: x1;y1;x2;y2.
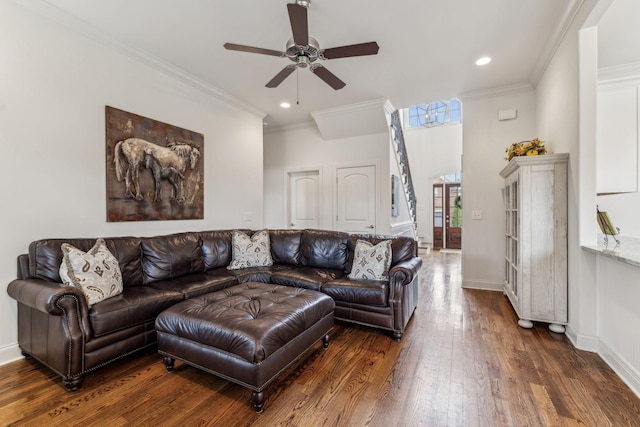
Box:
7;278;89;316
389;257;423;286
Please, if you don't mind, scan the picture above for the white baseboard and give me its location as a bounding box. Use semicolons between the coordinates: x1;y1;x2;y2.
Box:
565;324;599;352
599;340;640;398
0;342;23;366
462;279;503;291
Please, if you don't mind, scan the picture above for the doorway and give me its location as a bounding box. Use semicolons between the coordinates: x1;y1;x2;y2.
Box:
432;172;462;250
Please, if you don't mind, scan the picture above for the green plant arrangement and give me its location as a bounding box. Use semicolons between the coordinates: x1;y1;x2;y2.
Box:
505;138;547;161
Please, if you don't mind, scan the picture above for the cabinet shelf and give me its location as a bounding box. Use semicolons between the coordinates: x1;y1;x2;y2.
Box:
499;154;568;333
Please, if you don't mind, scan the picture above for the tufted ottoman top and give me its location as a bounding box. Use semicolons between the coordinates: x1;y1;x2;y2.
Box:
155;282;335;364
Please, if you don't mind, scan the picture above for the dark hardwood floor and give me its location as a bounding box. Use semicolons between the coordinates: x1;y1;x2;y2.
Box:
1;251;639;426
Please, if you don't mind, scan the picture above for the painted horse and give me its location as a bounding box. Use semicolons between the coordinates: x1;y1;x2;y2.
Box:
114;137;200;202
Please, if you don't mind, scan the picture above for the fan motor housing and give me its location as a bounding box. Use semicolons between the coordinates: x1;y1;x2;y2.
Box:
286;37;321;64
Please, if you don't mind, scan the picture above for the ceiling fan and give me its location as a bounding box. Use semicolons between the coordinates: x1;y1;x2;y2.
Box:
223;0;379;90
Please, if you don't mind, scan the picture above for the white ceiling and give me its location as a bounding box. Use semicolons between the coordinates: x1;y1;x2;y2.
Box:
30;0;580;129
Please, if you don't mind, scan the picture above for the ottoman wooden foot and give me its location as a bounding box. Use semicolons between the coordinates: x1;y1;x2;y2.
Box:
252;391;265;413
323;333;330;349
163;356;175;372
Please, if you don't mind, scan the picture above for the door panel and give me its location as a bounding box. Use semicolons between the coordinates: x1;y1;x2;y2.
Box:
445;183;462;249
336;165;376;233
288;170;319;229
433;184;443;249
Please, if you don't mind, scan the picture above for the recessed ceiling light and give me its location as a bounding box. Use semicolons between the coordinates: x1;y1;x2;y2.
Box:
280;102;291;108
475;56;491;66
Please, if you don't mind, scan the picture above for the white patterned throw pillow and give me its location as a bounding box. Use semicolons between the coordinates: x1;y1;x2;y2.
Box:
227;229;274;270
348;239;392;281
59;238;123;307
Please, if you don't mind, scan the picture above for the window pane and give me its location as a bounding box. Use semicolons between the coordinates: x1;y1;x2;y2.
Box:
408;104;426;127
427;102;447;126
449;99;461;122
434;210;443;227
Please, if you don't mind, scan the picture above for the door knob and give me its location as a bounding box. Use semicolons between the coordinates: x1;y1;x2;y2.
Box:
366;225;374;229
290;223;295;227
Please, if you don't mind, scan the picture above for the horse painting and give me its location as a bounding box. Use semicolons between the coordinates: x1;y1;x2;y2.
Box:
114;138;200;203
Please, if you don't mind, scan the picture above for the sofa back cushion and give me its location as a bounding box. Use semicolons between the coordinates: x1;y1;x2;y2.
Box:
299;229;348;270
199;229;246;270
29;237;144;287
344;234;417;274
141;233;203;284
269;230;302;265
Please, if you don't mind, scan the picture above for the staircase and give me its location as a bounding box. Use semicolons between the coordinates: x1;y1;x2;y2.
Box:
390;110;418;240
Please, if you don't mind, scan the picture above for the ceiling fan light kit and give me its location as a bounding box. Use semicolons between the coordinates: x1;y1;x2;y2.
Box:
224;1;379;90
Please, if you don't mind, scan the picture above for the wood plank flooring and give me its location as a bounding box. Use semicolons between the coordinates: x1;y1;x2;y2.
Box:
1;251;639;426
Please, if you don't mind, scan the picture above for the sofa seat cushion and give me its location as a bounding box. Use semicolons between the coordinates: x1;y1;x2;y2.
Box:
321;278;389;306
148;272;238;299
89;287;183;337
271;267;344;291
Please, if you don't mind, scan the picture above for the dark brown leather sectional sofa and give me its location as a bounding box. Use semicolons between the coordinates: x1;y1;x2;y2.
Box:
7;229;421;391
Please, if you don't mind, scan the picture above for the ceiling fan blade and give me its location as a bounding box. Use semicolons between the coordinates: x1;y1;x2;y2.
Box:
311;65;346;90
287;3;308;46
224;43;284;57
266;66;296;88
322;42;380;59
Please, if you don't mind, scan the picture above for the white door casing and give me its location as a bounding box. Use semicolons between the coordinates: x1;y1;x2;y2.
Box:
336;165;376;233
287;169;320;229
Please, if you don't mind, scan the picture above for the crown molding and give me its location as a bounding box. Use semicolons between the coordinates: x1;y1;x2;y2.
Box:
598;62;640;86
458;83;533;101
11;0;266;120
263;119;317;135
310;98;391;119
529;0;586;87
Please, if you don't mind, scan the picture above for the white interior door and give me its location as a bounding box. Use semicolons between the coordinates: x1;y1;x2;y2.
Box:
336;165;376;233
288;170;320;229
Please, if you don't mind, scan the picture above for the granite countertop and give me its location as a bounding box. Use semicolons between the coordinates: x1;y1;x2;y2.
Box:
582;235;640;268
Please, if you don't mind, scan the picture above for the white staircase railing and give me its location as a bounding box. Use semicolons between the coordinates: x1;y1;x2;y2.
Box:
390;110;418;240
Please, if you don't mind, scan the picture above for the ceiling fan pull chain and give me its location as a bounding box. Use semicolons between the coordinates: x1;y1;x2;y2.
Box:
297;68;300;105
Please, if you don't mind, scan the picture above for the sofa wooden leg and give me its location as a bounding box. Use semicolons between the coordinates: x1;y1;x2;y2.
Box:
322;334;330;349
21;351;33;360
252;390;265;413
63;376;84;391
163;356;175;372
392;331;403;341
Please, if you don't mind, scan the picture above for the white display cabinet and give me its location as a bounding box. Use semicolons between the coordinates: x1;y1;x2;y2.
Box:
500;153;568;333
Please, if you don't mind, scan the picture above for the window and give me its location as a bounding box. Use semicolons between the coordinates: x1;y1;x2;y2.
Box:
406;98;462;128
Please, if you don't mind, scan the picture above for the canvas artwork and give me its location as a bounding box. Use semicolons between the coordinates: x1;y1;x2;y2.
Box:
105;106;204;222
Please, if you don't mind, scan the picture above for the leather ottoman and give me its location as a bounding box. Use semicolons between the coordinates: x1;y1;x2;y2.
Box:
155;282;335;412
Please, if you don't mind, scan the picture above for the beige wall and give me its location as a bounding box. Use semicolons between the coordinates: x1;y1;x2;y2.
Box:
460;88;536;290
263;124;391;233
